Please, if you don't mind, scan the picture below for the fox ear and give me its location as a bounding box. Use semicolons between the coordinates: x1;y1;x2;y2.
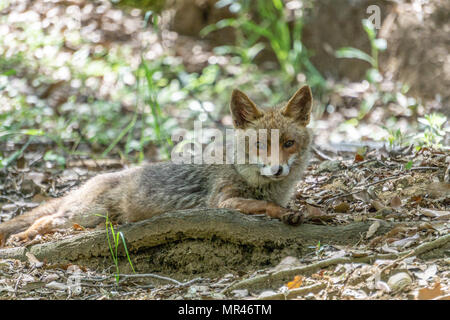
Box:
281;85;313;126
230;89;263;129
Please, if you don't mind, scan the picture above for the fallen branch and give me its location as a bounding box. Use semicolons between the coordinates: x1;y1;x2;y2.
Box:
0;209;396;265
225;233;450;293
118;273;204;287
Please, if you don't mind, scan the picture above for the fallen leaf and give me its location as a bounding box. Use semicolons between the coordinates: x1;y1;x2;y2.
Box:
354;153;364;163
25;252;43;268
417;282;444;300
305;205;333;223
414;265;437;283
371;200;386;211
375;280;391;293
385;225;410;238
353;190;371;203
390;196;402;208
366;221;381;239
286;275;304;289
45;281;68;291
410;195;422;204
333;202;350;213
381;244;399;254
72;223;85;231
390;234;420;249
421;209;450;220
306;204;324;216
271;256;302;272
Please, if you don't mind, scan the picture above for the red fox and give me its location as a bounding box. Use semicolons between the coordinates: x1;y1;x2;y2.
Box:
0;85;313;246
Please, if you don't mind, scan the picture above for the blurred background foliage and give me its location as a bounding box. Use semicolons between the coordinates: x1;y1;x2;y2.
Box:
0;0;448;167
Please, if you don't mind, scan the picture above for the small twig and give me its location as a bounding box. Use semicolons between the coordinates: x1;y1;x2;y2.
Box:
311;146;335;161
346;159;378;169
323;174;403;204
409;167;441;171
118;273;203;287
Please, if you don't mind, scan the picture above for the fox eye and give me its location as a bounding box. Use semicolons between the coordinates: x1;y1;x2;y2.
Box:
283;140;295;148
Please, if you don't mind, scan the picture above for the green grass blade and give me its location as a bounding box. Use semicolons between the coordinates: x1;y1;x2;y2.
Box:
335;47;375;66
119;232;136;273
1;138;33;168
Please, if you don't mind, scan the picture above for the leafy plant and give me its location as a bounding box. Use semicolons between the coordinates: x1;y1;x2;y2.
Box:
336;19;387;84
382;127;406;149
415;113;448;149
43;150;66;168
201;0;325;89
96;213;135;284
335;19;389;119
382;113;448;150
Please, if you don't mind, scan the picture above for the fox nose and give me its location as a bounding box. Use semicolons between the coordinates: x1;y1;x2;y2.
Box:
271;165;283;176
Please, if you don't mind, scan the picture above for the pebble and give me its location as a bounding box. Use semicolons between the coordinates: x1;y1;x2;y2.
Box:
387;272;412;292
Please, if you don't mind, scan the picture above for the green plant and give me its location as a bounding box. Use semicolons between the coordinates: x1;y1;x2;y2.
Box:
336;19;387;84
201;0;325;89
381;112;448;150
335;19;388;119
96;213;135;284
415;113;448;149
382;126;406;149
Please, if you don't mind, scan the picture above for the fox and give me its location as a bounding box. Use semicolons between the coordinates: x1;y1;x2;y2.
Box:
0;85;314;246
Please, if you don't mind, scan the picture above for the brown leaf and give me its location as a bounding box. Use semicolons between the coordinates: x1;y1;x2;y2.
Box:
333;202;350;213
286;275;304;289
385;225;410;238
410;195;422;204
354;153;364;163
16;156;26;169
353;190;371;203
306;204;325;217
371;200;386;211
390;196;402;208
417;282;444;300
72;223;85;231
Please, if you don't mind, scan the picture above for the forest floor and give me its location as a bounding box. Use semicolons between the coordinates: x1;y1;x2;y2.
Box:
0;147;448;300
0;0;449;300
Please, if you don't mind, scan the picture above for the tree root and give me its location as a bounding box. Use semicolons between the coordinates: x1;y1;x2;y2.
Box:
0;209;443;277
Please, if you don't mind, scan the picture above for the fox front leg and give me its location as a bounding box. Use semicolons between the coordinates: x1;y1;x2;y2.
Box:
7;213;71;245
218;197;303;225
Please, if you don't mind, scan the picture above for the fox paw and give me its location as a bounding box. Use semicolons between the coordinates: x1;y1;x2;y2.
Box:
6;230;37;246
281;211;304;226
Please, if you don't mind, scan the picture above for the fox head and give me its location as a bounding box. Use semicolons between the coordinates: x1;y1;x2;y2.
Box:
230;86;313;184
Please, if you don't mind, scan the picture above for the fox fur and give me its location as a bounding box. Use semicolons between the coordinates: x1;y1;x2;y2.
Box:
0;86;313;246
